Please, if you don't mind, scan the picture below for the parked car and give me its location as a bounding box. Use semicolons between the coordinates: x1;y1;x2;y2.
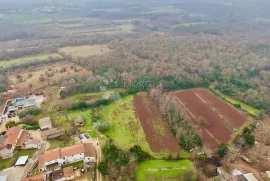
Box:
78;135;83;140
84;134;90;139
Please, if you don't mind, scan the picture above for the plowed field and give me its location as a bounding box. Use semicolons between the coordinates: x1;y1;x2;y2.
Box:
133;92;180;153
194;89;247;128
175;90;233;146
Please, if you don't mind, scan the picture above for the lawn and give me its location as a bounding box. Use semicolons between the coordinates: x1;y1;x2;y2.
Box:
0;149;37;170
0;53;62;68
48;138;75;150
68;89;126;102
51;109;93;133
135;160;195;181
209;87;260;117
101;95;152;153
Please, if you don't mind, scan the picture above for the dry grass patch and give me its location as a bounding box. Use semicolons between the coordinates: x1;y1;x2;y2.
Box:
58;45;111;58
8;61;92;90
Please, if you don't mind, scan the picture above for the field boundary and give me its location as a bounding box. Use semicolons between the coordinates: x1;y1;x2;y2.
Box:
209;87;260;118
174;95;220;147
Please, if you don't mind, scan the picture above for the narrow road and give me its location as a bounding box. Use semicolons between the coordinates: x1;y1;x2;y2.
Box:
96;144;102;181
0;143;46;181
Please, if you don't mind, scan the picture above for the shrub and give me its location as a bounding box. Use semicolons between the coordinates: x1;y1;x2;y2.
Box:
21;114;36;125
39;75;45;82
96;121;110;132
97;161;108;176
129;145;151;162
5;121;17;129
18;107;41;118
218;143;228;158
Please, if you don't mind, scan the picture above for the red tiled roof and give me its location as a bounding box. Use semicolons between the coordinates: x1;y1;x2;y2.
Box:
63;167;74;178
5;126;22;145
21;173;45;181
84;143;96;157
60;144;84;158
17;130;28;146
38;143;96;170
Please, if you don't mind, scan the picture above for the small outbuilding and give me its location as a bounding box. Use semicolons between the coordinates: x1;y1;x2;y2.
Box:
39;117;52;130
15;155;29;166
63;167;75;180
74;116;85;127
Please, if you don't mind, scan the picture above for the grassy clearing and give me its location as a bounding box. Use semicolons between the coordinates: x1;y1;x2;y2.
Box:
135;160;194;181
51;109;92;133
0;53;62;68
0;149;37;170
58;45;111;57
209;87;260;117
68;89;126;102
101;95;152;153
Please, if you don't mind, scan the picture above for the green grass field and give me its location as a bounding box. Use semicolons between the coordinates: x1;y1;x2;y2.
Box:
51;109;93;133
0;53;62;68
68;89;126;102
101;95;152;153
135;160;195;181
209;87;260;117
0;149;37;170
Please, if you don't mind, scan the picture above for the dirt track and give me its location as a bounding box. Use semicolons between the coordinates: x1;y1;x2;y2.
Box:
194;89;247;129
175;90;232;143
133;93;180;153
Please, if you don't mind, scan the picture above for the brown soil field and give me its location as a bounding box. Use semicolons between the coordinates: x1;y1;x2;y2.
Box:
175;90;232;143
194;89;247;129
133;92;180;153
175;102;219;150
8;61;92;91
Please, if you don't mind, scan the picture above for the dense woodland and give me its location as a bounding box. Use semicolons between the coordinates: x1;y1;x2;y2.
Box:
60;33;270;114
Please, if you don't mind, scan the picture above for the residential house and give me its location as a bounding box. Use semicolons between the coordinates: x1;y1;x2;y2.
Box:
41;128;65;140
63;167;75;181
0;126;40;159
73;116;84;127
22;173;46;181
38;143;96;174
39;117;52;130
0;126;23;159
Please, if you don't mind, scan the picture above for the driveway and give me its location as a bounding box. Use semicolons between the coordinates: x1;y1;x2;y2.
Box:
0;143;46;181
79;135;102;181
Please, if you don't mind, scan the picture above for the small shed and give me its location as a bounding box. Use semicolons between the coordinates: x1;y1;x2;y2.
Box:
15;156;29;166
74;116;85;127
63;167;75;181
39;117;52;130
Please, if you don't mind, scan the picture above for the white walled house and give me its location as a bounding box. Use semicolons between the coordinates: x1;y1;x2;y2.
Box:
38;143;96;174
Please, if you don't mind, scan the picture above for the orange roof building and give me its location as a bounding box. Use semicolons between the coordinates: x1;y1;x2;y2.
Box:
63;167;74;180
4;126;22;145
38;143;96;173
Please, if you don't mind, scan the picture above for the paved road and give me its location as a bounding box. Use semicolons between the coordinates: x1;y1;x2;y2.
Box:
0;143;46;181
